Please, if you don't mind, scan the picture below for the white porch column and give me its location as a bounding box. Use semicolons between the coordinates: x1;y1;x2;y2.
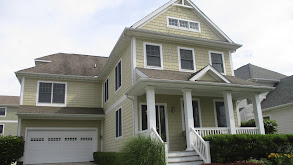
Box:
182;89;194;151
252;94;265;134
223;92;236;134
146;86;156;130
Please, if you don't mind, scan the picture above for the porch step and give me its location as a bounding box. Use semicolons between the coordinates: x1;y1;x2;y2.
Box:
168;151;204;165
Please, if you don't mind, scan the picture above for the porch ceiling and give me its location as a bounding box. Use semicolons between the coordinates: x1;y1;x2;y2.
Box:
126;78;274;100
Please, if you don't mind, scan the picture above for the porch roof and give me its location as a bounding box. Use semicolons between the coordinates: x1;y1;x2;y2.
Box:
127;68;274;100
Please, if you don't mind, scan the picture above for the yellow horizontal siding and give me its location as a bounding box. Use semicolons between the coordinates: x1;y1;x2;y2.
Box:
22;78;102;108
136;38;232;76
140;6;222;41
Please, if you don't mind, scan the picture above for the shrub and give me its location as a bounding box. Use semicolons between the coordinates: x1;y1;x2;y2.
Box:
121;135;165;165
267;153;293;165
203;134;293;163
0;136;24;165
93;152;123;165
202;163;262;165
241;119;278;134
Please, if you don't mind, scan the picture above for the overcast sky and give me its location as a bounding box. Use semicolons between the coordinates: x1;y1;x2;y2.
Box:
1;0;293;96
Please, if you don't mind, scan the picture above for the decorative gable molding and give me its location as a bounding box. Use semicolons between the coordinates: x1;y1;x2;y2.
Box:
131;0;233;43
189;65;231;83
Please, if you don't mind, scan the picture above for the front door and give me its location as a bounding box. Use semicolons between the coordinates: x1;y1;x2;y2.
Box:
141;104;168;142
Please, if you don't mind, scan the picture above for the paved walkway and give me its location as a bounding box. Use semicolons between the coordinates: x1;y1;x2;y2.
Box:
29;162;95;165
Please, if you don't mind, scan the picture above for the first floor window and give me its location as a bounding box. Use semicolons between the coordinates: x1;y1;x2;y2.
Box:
263;116;271;120
116;108;122;138
215;101;227;127
0;107;6;116
179;48;194;70
38;82;66;104
104;79;109;102
115;61;122;90
145;44;162;67
0;125;4;135
210;52;225;73
182;100;201;128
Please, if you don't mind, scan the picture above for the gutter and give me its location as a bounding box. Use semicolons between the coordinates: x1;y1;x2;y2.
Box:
262;102;293;112
16;113;105;119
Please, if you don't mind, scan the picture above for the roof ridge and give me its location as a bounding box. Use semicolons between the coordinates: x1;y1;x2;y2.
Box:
35;53;108;60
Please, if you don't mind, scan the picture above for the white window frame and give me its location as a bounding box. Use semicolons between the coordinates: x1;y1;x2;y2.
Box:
115;59;122;92
213;99;226;127
0;107;7;117
143;42;163;70
180;98;202;131
209;51;226;75
178;47;196;72
0;124;4;135
115;107;123;139
104;78;109;103
167;16;201;33
36;81;67;107
138;103;169;144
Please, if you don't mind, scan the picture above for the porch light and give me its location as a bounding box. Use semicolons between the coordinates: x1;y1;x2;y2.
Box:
171;106;175;113
99;135;103;140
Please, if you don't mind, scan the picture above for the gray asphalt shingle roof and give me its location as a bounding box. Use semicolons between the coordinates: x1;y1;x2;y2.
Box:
261;75;293;109
0;96;20;105
16;53;108;77
235;63;286;80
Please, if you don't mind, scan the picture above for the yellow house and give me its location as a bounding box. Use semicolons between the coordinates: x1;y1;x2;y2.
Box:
15;0;273;164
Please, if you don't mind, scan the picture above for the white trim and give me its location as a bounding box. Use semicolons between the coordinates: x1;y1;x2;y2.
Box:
100;120;104;152
133;96;138;136
114;59;122;92
178;47;196;72
34;59;52;63
0;124;4;135
173;3;193;9
167;16;201;33
0;107;7;117
131;0;177;28
104;78;109;103
189;65;231;83
213;99;224;127
135;68;148;78
143;42;163;70
105;95;127;115
209;51;226;75
180;98;202;131
115;106;123;139
20;76;25;105
139;102;169;144
132;37;137;85
229;51;235;76
0;120;18;123
17;118;21;136
36;81;67;107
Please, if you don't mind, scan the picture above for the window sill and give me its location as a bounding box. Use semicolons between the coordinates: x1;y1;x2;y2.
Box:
179;69;196;73
144;66;163;70
36;103;66;107
167;25;200;33
115;136;123;140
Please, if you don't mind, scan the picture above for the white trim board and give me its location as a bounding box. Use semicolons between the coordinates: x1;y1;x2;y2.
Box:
0;120;18;123
189;65;230;83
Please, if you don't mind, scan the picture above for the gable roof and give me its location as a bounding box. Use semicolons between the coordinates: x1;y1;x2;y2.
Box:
131;0;233;43
189;65;231;83
235;63;287;81
261;75;293;110
136;67;261;86
16;53;108;77
0;96;20;106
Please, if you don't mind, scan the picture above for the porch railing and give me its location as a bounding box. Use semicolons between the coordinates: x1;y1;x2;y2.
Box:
236;127;259;134
194;127;229;137
190;127;211;163
139;128;168;163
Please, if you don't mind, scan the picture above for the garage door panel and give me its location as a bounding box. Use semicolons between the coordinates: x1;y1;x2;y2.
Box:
25;129;97;164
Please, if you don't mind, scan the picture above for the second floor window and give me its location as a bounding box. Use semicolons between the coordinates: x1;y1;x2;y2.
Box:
145;43;162;68
0;107;6;117
115;61;122;91
104;79;109;102
210;52;225;74
179;48;195;71
38;82;66;104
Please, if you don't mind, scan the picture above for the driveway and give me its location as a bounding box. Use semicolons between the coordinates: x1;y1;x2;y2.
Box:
29;162;95;165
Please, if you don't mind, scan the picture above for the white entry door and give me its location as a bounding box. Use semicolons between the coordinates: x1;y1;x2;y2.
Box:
25;128;98;164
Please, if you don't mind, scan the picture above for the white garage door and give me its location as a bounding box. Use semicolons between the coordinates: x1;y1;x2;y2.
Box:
25;128;98;164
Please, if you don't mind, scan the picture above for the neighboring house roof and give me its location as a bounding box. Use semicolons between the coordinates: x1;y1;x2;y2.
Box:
262;75;293;109
0;96;20;106
235;63;287;81
17;105;104;115
136;67;261;86
16;53;108;77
